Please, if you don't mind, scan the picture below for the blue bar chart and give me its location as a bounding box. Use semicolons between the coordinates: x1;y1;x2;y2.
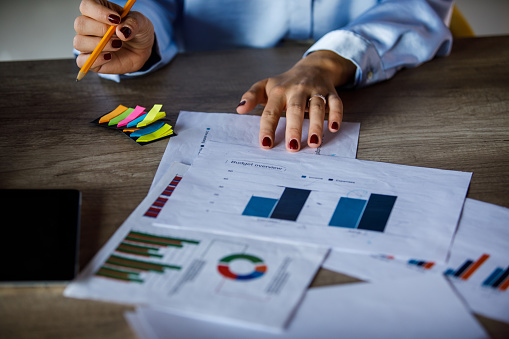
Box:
482;266;509;291
328;193;397;233
242;187;311;222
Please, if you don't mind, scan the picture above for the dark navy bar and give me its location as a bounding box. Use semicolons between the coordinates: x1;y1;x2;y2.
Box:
454;260;474;278
270;187;311;221
357;194;397;232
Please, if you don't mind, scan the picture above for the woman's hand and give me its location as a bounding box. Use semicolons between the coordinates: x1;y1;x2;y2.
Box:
74;0;154;74
237;51;356;152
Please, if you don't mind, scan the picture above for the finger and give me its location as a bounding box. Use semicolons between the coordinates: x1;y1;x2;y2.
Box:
307;95;326;148
79;0;124;25
285;94;307;152
73;34;122;53
327;91;343;132
259;86;286;149
237;79;268;114
74;15;112;37
76;52;113;70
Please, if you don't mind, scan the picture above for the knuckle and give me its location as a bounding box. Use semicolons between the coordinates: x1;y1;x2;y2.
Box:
269;84;287;97
74;16;84;33
287;101;305;112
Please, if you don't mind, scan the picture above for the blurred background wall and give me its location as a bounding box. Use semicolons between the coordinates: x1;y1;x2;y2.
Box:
1;0;508;62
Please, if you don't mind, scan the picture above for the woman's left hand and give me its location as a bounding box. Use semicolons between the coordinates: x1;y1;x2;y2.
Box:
236;50;356;152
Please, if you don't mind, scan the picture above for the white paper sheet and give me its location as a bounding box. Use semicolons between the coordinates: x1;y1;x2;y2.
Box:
125;275;488;339
151;111;360;190
323;199;509;324
154;141;471;262
64;162;328;331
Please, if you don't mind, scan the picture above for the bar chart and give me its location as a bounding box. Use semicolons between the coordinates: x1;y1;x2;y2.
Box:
444;253;490;281
408;259;435;270
242;187;311;221
95;231;199;283
144;175;182;218
328;193;397;232
482;266;509;292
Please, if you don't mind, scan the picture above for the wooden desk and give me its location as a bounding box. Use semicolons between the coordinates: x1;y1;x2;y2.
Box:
1;36;508;338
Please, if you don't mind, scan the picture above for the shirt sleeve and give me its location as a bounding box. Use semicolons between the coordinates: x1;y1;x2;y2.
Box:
305;0;454;88
98;0;179;82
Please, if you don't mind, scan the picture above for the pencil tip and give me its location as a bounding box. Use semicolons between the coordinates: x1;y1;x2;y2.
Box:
76;71;86;82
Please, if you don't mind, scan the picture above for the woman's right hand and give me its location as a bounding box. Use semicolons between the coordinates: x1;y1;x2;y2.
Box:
74;0;155;75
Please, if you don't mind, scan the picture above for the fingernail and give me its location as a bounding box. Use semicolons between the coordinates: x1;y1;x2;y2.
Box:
112;39;122;48
289;139;299;150
120;27;132;39
310;134;319;144
237;100;246;108
262;137;272;147
331;121;339;130
104;53;112;60
108;14;121;25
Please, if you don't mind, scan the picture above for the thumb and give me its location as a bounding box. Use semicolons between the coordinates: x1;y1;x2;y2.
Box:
237;79;268;114
116;11;153;46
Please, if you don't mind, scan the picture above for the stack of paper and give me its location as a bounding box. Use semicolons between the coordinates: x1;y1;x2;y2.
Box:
65;111;508;338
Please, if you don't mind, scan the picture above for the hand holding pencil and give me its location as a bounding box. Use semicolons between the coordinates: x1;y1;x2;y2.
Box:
74;0;155;80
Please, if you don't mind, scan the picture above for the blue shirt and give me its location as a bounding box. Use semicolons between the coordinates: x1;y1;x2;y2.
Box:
105;0;453;87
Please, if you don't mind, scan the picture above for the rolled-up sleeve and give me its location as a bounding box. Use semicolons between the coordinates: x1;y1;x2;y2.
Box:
306;0;453;88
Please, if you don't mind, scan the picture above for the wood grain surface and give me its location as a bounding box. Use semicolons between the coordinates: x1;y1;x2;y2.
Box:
0;36;508;338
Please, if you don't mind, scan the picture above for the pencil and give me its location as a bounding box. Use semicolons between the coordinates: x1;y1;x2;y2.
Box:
76;0;137;81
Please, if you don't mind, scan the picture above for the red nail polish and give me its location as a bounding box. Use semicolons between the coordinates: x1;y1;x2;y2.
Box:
289;139;299;150
262;137;272;147
331;122;339;130
104;53;112;60
237;100;246;108
120;27;132;39
108;14;121;24
310;134;319;144
112;40;122;48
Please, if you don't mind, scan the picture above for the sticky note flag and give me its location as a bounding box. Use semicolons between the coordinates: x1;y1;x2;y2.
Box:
109;108;134;126
129;121;166;138
123;128;140;133
136;124;173;143
127;113;147;128
137;104;164;127
117;105;145;128
99;105;128;124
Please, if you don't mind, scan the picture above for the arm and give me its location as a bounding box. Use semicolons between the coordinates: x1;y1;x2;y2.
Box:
238;0;453;151
306;0;453;87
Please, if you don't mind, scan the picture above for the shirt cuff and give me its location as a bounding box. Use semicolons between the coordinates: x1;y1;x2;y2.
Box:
305;30;386;88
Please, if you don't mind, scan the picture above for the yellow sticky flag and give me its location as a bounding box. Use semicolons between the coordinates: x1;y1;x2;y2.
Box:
136;124;173;143
137;104;163;127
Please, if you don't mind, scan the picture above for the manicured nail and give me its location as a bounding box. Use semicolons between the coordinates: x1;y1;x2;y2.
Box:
120;27;132;39
331;121;339;130
104;53;112;60
310;134;319;144
108;14;121;24
112;40;122;48
262;137;272;147
237;100;246;108
289;139;299;150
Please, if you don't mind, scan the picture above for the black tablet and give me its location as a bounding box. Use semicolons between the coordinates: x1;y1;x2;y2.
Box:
0;189;81;284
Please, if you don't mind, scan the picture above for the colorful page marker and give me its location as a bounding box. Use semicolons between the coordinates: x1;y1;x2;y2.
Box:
99;105;128;124
136;124;173;143
109;108;134;126
117;105;146;127
137;104;163;127
123;128;140;132
130;121;166;138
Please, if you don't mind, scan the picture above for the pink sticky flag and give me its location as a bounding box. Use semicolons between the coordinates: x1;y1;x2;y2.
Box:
117;105;146;127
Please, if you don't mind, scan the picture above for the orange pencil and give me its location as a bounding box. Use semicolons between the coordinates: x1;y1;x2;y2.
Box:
76;0;137;81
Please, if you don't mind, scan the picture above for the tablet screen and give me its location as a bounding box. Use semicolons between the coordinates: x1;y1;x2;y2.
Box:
0;189;81;284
